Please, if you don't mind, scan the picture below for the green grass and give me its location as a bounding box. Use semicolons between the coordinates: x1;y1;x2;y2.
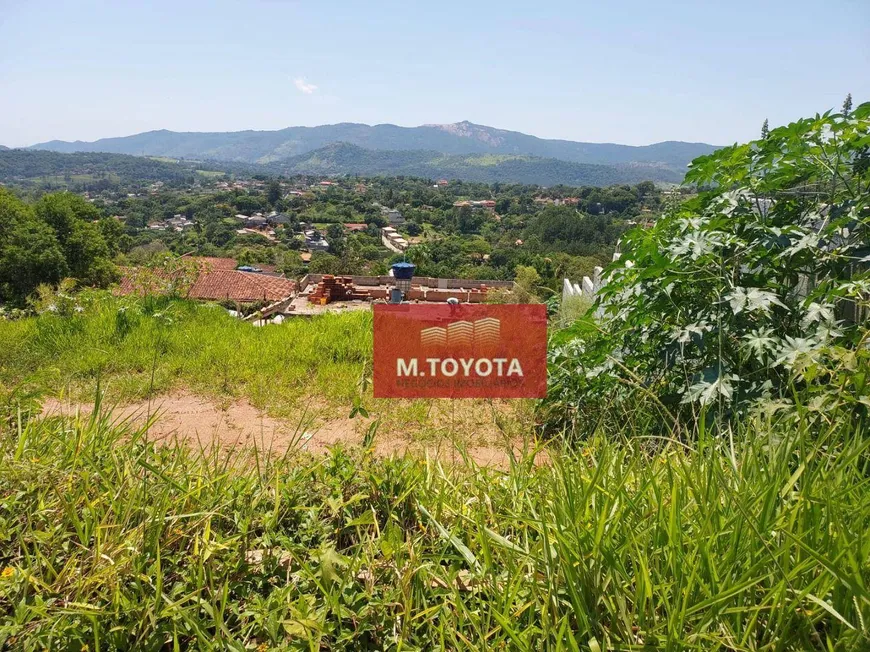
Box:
0;395;868;649
2;293;868;648
0;294;370;412
554;295;594;330
0;293;532;444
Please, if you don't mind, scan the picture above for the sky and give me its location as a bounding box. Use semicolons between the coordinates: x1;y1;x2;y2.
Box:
1;0;868;149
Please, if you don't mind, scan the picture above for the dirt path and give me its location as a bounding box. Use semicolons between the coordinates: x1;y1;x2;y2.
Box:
41;391;543;468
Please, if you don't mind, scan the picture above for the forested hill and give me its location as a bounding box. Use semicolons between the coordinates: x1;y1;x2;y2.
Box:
29;121;718;173
267;143;684;186
1;145;684;187
0;150;229;186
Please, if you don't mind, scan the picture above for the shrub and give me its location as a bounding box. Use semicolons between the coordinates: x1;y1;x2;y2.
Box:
545;102;870;436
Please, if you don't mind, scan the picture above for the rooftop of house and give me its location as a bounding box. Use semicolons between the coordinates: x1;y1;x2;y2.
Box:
185;270;295;302
118;266;294;303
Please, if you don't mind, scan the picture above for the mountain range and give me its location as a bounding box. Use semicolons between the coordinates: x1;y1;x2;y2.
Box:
21;121;721;186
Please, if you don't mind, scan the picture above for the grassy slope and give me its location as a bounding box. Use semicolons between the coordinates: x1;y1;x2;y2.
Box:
1;295;868;648
0;400;867;649
0;297;369;408
0;294;533;444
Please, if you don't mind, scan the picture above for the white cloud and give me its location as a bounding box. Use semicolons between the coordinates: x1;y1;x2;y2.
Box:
293;77;318;95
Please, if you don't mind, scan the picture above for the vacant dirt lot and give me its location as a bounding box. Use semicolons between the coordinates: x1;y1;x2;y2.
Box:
41;391;546;467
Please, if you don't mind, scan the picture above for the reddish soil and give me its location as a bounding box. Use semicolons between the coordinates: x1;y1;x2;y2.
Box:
40;391;544;468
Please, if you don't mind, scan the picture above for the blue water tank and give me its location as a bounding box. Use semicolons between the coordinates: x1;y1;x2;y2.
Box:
391;262;416;280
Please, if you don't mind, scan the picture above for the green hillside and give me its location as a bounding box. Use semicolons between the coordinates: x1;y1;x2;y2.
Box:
0;149;229;187
270;143;684;185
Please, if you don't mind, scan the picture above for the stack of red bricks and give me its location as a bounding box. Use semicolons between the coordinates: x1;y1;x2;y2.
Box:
307;275;370;304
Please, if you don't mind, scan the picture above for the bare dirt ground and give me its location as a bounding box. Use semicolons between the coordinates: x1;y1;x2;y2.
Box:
41;391;545;468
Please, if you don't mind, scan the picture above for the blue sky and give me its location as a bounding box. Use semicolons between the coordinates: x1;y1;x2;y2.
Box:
1;0;868;148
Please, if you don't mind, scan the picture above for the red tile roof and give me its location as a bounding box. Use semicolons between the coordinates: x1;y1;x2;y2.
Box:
187;270;295;302
118;267;295;303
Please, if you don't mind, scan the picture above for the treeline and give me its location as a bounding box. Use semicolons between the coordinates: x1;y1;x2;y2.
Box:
0;190;123;304
0;150;224;190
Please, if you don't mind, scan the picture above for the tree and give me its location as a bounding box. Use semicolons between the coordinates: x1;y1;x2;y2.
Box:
29;192;118;290
236;248;261;267
233;194;263;214
326;223;346;256
457;206;484;234
525;206;623;256
514;265;542;299
843;93;852;117
760;118;769;140
635;181;656;198
98;217;126;255
308;252;341;274
204;219;237;247
35;192;100;242
266;180;282;206
63;221;116;286
0;190;67;304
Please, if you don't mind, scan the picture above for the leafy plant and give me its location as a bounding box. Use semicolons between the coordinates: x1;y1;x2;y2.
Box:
545;102;870;436
28;278;81;316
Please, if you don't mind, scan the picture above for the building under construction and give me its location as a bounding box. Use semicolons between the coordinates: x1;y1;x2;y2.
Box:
300;266;514;308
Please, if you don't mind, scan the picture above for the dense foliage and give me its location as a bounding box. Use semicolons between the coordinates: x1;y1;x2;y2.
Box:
0;190;119;304
546;102;870;435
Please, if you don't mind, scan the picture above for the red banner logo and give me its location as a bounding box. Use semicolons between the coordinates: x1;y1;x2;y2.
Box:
373;304;547;398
